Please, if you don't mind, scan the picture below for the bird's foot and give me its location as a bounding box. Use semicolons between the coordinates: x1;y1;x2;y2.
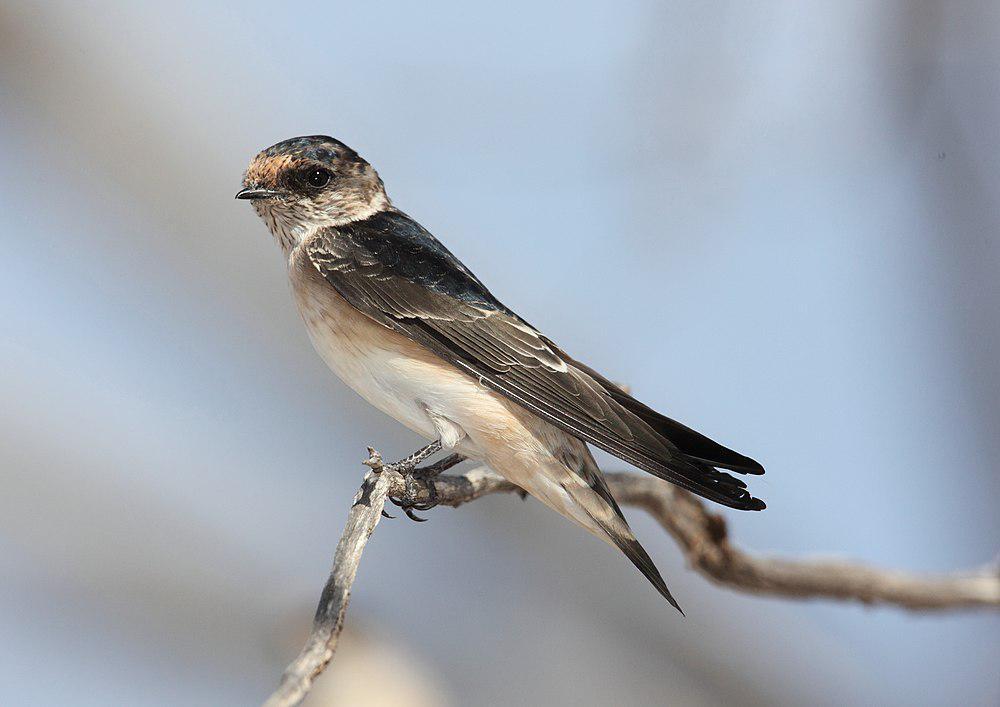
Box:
391;473;439;522
413;452;465;480
366;442;466;522
395;452;467;520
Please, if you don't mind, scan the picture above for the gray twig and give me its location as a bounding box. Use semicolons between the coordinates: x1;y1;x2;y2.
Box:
263;449;395;707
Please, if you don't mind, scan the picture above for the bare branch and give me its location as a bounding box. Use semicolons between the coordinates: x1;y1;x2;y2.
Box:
606;473;1000;610
389;465;1000;610
264;458;999;706
263;451;395;707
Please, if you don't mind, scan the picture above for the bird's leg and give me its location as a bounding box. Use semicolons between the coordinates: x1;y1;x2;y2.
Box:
380;439;442;475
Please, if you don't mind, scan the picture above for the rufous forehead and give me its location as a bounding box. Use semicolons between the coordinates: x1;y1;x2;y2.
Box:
243;154;304;188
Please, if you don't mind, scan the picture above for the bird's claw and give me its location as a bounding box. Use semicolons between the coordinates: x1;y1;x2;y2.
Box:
388;465;442;522
366;442;457;522
389;469;438;523
403;507;428;522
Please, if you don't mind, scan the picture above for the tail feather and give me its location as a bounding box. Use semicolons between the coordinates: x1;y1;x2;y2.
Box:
569;444;684;614
610;533;683;614
502;431;684;612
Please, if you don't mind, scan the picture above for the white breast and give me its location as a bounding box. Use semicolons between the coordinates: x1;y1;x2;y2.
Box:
288;249;497;456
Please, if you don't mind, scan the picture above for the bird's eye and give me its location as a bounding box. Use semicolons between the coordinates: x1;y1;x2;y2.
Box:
305;168;331;188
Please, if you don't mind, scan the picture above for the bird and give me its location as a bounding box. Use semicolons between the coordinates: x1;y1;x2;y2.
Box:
237;135;765;613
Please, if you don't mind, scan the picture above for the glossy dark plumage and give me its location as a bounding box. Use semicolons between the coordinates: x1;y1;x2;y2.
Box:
306;209;766;511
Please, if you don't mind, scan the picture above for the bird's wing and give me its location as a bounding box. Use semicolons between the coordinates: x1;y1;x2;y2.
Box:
306;210;765;510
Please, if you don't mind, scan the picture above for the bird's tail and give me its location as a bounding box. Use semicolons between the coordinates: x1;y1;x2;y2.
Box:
492;434;681;613
575;460;683;614
608;531;681;614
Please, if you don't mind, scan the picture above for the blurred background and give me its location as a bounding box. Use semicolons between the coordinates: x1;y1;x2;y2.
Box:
2;1;998;705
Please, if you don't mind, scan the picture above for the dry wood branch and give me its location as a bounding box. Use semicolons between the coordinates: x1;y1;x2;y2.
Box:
391;466;999;610
264;458;999;707
263;452;395;707
607;473;999;610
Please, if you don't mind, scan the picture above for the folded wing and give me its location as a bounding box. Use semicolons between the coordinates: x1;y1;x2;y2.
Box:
307;211;765;510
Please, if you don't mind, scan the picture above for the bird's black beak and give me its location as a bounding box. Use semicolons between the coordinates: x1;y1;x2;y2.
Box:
235;187;283;200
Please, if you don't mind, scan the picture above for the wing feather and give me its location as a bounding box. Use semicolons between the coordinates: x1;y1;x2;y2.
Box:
306;211;765;510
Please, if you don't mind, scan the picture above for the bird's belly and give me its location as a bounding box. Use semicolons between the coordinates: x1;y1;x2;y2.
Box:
293;271;490;455
301;310;433;433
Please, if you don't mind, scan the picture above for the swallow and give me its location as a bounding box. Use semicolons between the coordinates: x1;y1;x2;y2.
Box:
237;135;765;612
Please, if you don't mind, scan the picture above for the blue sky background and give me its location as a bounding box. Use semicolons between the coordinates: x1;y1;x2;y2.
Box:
1;2;998;705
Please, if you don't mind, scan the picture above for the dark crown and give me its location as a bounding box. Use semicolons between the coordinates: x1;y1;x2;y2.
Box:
259;135;365;167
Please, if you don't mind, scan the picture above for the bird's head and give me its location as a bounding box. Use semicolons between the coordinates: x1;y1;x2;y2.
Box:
237;135;389;252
